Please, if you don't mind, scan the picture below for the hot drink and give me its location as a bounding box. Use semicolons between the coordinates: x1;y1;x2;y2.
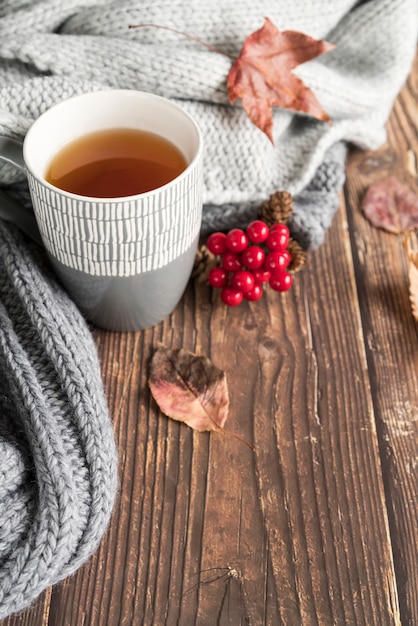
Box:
45;128;187;197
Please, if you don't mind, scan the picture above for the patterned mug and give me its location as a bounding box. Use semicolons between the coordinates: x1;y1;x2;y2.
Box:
0;90;203;332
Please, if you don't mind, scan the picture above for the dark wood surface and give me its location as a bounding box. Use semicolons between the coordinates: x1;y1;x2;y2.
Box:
3;50;417;626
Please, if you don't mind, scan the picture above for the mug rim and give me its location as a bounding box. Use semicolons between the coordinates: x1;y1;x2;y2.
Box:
23;89;203;202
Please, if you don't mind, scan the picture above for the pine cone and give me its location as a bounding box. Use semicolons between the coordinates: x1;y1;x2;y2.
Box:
258;190;293;226
192;243;218;283
287;238;307;273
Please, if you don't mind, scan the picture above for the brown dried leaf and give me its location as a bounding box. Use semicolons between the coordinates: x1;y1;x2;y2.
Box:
404;233;418;322
227;18;334;143
130;20;333;144
362;176;418;233
149;344;229;432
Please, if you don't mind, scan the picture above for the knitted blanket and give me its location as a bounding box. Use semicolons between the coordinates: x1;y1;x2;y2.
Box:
0;0;417;248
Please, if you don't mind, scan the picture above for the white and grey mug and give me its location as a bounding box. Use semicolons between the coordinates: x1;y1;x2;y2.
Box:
0;90;203;331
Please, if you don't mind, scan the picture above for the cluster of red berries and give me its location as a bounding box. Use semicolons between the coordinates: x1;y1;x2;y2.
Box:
207;220;293;306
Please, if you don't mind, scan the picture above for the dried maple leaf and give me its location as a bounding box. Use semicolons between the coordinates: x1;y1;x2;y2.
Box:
362;176;418;234
149;344;229;432
129;19;334;144
404;233;418;322
227;17;335;143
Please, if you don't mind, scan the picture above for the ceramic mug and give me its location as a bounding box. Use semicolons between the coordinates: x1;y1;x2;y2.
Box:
0;90;203;332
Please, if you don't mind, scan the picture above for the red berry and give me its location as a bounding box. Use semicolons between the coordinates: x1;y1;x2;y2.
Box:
208;267;228;288
222;251;242;272
266;230;289;252
241;245;265;270
252;268;271;283
264;251;291;273
269;271;293;292
230;270;255;293
246;220;269;243
270;223;290;236
221;287;243;306
207;232;227;255
244;283;264;301
225;228;248;253
269;223;289;248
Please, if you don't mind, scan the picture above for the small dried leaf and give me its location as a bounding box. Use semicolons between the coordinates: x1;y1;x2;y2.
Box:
227;18;334;143
404;233;418;322
130;20;333;144
149;345;229;432
362;176;418;233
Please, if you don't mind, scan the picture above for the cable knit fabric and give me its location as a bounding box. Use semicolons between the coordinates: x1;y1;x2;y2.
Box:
0;221;118;619
0;0;416;247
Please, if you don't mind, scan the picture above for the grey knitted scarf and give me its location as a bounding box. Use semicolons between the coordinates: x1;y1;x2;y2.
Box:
0;221;118;619
0;0;417;620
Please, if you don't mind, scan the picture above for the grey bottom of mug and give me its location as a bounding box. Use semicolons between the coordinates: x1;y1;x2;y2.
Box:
48;238;198;332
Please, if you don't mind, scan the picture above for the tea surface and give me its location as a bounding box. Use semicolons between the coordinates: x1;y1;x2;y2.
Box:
45;128;187;197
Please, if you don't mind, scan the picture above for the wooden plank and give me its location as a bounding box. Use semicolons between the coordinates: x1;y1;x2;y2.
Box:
344;49;418;626
25;193;397;625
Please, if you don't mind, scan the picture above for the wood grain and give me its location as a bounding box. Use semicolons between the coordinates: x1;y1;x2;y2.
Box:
2;45;418;626
344;50;418;626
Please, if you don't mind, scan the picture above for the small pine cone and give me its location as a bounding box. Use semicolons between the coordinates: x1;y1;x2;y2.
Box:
258;190;293;226
287;238;307;273
192;243;218;283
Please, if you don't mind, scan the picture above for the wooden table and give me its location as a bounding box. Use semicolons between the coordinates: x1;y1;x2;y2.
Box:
3;50;418;626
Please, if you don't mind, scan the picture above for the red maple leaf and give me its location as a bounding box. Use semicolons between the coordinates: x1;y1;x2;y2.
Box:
129;18;334;144
227;17;335;143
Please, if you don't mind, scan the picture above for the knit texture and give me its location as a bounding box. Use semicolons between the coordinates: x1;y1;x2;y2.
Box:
0;221;118;619
0;0;416;247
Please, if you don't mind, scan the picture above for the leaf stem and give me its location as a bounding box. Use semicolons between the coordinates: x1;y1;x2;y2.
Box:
222;428;255;452
128;23;236;60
